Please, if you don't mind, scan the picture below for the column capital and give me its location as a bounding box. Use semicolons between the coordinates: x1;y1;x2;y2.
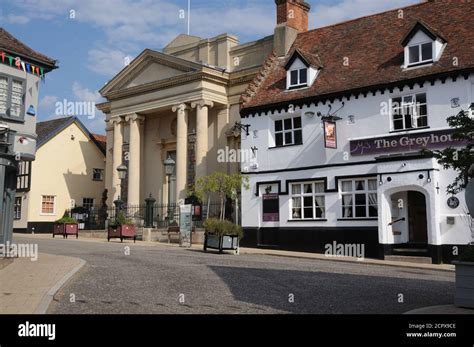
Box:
125;113;145;123
191;100;214;109
172;103;190;113
108;116;123;126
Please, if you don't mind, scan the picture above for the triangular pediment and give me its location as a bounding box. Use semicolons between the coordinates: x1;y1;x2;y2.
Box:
100;49;204;96
124;62;189;88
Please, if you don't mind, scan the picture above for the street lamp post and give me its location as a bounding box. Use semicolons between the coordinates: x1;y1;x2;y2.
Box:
164;156;176;222
115;164;128;215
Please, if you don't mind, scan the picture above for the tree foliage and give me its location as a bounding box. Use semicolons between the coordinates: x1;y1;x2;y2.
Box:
192;172;250;220
424;108;474;195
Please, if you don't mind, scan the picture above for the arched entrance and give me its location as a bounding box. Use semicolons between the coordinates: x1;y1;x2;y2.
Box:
407;191;428;244
387;188;429;246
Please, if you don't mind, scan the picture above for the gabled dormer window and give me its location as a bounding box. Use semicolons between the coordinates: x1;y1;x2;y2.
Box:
401;22;446;69
285;49;321;90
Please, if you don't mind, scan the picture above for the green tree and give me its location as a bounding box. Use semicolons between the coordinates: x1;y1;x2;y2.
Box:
424;108;474;195
192;172;250;220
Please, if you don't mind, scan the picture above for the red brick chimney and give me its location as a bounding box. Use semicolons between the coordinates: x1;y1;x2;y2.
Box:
275;0;311;33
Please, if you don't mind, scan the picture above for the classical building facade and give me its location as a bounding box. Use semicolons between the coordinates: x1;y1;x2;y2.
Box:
240;0;474;264
97;0;312;207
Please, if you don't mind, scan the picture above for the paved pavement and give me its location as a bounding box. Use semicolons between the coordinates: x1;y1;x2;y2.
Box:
10;234;459;314
0;252;84;314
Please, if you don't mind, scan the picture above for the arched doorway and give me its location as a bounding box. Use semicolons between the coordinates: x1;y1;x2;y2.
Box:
407;191;428;244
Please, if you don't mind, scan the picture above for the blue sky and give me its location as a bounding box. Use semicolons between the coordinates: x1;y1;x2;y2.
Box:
0;0;418;134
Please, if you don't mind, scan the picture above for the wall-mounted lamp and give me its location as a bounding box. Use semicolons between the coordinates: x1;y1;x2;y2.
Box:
231;122;251;137
305;111;316;118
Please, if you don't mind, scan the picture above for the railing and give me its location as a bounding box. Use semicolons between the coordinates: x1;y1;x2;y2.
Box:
65;200;240;231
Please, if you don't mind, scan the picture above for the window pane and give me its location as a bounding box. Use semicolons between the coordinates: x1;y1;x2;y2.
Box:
275;120;283;132
369;205;378;217
294;130;302;145
293;117;301;129
404;112;413;129
303;196;313;208
290;70;298;85
299;69;307;84
394;119;404;130
418;104;427;117
314;183;325;193
304;207;314;219
291;184;301;195
355;194;366;205
342;195;353;218
341;181;352;192
421;43;432;61
355;206;367;217
417;115;428;128
368;179;378;191
285;132;293;145
416;93;427;104
275;133;283;147
409;46;419;63
284;118;292;130
355;180;365;191
0;77;8;114
304;184;312;194
10;80;23;118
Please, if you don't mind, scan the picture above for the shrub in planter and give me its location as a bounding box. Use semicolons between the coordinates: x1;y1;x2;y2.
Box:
108;212;136;243
454;245;474;309
203;218;243;253
53;213;79;239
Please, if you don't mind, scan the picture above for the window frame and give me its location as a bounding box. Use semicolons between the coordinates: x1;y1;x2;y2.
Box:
92;168;104;181
274;116;303;148
390;92;428;131
289;181;326;221
14;196;22;220
0;73;26;122
82;197;95;210
288;68;308;89
40;195;56;216
340;178;378;219
407;41;433;67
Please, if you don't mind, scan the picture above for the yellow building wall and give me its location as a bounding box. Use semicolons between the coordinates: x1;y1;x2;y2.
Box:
27;122;105;224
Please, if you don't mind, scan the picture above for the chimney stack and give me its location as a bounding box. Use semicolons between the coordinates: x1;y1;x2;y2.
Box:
273;0;311;57
275;0;311;33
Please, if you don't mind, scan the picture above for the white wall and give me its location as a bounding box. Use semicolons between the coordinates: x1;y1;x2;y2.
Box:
241;75;473;245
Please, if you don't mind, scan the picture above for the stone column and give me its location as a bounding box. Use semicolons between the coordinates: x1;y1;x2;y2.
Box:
111;117;123;201
126;114;144;206
191;100;213;180
172;103;189;202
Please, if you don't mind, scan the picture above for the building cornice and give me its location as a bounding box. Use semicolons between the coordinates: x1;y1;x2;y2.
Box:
104;70;229;101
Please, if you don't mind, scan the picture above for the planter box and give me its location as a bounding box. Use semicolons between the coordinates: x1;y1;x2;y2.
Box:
203;234;239;254
107;225;136;243
53;223;79;239
453;261;474;309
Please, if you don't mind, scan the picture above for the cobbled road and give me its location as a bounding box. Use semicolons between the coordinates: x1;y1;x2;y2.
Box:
14;235;455;314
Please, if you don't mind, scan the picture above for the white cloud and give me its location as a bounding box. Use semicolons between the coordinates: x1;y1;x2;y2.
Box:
311;0;419;28
6;14;31;24
39;95;59;108
86;48;132;77
72;81;102;103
